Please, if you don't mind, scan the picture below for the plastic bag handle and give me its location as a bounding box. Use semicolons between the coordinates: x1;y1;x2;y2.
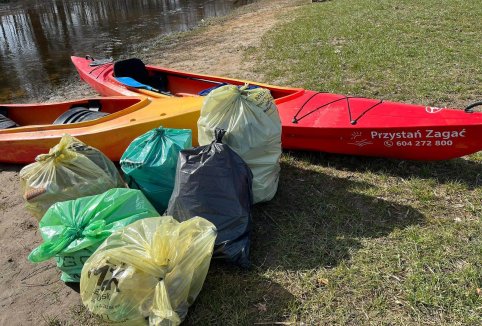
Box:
214;128;226;143
28;227;79;262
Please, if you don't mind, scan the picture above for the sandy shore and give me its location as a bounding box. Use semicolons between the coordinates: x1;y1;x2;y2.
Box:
0;1;305;324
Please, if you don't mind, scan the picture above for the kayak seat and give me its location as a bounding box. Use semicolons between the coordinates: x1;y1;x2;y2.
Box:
53;101;108;125
114;58;168;93
0;107;19;129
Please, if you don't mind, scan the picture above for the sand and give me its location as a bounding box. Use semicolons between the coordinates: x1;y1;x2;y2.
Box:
0;1;304;324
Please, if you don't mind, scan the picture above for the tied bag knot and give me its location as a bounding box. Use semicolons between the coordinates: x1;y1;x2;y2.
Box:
28;225;80;262
214;128;226;143
29;219;109;263
153;127;165;136
35;134;77;163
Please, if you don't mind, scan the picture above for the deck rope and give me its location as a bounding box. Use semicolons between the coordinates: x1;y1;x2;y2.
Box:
292;92;383;125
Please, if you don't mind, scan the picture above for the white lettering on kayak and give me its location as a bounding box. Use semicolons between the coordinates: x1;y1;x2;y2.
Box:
425;129;466;139
371;129;466;140
370;130;422;140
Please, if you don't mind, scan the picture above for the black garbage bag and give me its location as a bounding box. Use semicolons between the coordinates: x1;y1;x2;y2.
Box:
166;129;253;268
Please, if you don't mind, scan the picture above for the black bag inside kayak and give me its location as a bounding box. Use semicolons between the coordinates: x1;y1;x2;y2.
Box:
166;129;253;268
113;58;169;93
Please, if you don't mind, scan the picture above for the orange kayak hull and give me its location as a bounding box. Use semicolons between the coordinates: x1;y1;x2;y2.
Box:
0;96;203;163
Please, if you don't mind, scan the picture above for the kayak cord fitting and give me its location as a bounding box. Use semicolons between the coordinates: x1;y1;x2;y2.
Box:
88;63;113;80
291;92;323;123
292;92;383;125
347;98;383;125
465;101;482;113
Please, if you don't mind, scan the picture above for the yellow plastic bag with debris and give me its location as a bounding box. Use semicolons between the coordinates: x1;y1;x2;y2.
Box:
20;134;125;219
197;84;282;203
80;216;216;325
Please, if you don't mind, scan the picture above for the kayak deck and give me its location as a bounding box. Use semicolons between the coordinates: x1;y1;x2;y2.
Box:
279;91;482;160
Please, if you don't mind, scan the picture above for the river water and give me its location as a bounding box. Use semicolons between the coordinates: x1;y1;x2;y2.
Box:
0;0;255;103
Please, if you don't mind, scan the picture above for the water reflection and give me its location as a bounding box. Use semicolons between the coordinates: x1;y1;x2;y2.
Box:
0;0;254;103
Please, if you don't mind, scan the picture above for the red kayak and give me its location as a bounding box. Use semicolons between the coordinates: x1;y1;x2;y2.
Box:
72;56;482;160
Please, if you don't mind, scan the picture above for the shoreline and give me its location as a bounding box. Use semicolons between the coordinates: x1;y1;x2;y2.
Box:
45;0;305;103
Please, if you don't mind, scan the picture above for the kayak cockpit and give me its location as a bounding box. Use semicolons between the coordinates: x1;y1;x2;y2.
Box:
102;57;304;101
0;97;149;133
159;71;303;101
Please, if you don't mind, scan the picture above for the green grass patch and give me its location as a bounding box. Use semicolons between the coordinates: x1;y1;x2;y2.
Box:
255;0;481;107
240;1;482;323
232;2;482;323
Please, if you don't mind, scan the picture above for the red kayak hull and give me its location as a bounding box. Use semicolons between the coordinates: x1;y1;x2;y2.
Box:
280;92;482;160
72;56;482;161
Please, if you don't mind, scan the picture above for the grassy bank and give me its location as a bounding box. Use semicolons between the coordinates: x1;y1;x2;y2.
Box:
207;0;481;325
254;0;481;108
182;153;481;325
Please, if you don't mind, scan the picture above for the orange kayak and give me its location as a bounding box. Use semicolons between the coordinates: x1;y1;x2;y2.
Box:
0;96;204;163
0;58;301;164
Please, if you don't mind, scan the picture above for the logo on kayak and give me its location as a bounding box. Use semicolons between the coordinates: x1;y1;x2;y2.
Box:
348;131;373;147
425;106;443;114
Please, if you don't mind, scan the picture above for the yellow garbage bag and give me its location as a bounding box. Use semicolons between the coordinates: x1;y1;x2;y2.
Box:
197;84;282;203
80;216;216;325
20;134;125;219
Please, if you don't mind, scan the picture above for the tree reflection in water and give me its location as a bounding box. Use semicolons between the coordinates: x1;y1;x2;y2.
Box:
0;0;254;102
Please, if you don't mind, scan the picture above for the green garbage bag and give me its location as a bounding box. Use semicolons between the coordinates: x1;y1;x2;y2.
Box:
197;84;282;203
120;127;192;212
20;134;126;219
80;216;216;325
28;188;159;282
